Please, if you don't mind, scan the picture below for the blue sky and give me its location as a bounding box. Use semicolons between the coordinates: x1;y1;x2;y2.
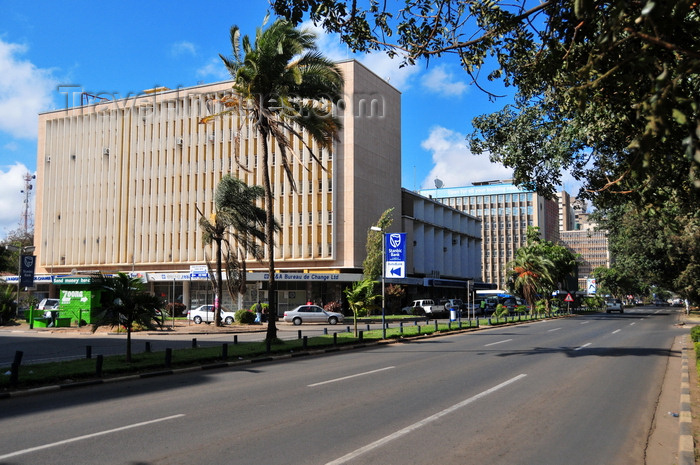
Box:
0;1;577;240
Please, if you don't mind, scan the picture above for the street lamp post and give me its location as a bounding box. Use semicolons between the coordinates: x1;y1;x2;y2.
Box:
7;244;36;319
370;227;386;338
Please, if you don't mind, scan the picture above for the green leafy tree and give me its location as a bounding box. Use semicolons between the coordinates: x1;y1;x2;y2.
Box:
91;273;164;362
593;266;644;300
199;175;270;326
362;208;394;281
274;0;699;193
0;227;34;274
206;17;343;342
0;284;17;325
343;278;380;336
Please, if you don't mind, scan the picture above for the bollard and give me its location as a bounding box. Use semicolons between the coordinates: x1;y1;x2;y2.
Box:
323;328;328;335
367;324;371;332
400;322;404;335
86;345;92;359
303;335;308;349
96;354;104;377
192;338;197;348
359;330;363;342
165;348;172;368
234;335;238;345
488;317;492;325
333;332;337;346
417;324;421;335
145;341;151;353
9;351;23;387
434;320;439;331
298;330;302;340
222;343;228;359
347;326;351;333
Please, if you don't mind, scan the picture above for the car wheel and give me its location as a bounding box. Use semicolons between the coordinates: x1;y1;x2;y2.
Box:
193;315;202;324
328;316;338;325
224;316;234;325
293;317;302;326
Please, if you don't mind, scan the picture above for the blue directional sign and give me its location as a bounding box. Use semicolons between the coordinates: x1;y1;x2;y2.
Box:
384;233;406;279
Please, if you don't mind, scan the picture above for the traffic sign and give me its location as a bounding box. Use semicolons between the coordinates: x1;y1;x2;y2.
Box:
564;293;574;302
385;261;405;278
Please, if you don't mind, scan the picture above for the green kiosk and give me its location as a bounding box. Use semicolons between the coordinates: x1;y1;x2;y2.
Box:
36;276;103;327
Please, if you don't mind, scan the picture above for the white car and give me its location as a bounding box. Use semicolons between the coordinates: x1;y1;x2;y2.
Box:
187;305;236;325
605;299;624;313
283;305;344;325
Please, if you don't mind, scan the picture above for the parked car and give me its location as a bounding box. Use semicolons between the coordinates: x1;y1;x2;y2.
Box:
283;305;344;325
37;298;60;318
653;299;668;307
187;305;236;324
605;298;624;313
442;299;464;311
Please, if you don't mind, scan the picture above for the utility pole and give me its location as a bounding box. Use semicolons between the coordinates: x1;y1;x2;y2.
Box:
20;173;36;235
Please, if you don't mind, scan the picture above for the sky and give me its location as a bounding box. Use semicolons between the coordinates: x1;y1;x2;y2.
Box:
0;1;580;240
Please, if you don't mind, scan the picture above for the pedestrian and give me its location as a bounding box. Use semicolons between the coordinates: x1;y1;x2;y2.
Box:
254;301;263;324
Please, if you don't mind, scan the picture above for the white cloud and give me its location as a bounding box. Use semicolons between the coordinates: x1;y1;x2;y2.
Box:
420;126;512;189
0;39;57;139
197;57;230;81
0;163;31;237
171;41;197;57
302;20;420;92
422;65;468;97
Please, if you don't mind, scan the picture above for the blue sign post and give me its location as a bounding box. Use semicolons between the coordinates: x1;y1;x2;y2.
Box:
384;233;406;278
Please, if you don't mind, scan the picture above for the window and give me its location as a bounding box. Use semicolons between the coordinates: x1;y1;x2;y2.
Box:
328;178;332;192
309;180;313;193
328;211;333;223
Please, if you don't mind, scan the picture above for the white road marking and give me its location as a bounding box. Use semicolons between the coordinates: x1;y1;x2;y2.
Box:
308;366;395;387
630;322;637;326
0;414;185;461
580;321;590;325
612;329;621;334
484;339;513;347
574;343;592;351
548;327;562;332
325;374;527;465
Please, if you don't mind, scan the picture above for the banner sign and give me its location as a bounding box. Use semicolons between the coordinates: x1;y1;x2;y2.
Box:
385;233;406;279
19;255;36;288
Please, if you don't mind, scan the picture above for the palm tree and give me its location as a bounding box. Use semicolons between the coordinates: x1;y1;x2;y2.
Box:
507;251;554;312
91;273;164;362
199;175;270;326
344;278;380;336
208;18;343;342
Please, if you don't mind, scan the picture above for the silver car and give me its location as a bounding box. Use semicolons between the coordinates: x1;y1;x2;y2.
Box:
283;305;344;325
187;305;237;324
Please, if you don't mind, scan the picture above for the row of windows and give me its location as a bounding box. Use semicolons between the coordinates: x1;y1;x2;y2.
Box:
276;178;332;195
278;212;333;225
445;193;534;206
468;206;534;216
483;220;533;229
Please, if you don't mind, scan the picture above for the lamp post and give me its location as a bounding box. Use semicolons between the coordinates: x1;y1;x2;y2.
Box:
370;226;386;338
7;244;36;318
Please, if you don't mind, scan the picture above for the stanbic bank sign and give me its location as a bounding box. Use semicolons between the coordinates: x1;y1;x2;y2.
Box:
248;272;363;282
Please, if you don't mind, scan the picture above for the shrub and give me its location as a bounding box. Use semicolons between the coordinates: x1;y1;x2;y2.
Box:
493;304;509;319
691;326;700;342
235;309;256;324
324;301;342;313
166;302;186;317
411;306;426;317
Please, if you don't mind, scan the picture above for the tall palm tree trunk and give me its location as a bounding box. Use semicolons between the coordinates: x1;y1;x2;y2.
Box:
215;236;223;327
261;131;278;342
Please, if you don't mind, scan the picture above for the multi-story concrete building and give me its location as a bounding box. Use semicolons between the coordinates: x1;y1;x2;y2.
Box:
419;180;559;288
556;191;575;232
559;229;610;290
29;60;481;314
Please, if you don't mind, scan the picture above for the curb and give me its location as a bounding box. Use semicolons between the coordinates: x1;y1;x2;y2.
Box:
679;335;694;465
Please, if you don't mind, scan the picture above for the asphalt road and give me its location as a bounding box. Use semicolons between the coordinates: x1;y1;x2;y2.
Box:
0;307;684;464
